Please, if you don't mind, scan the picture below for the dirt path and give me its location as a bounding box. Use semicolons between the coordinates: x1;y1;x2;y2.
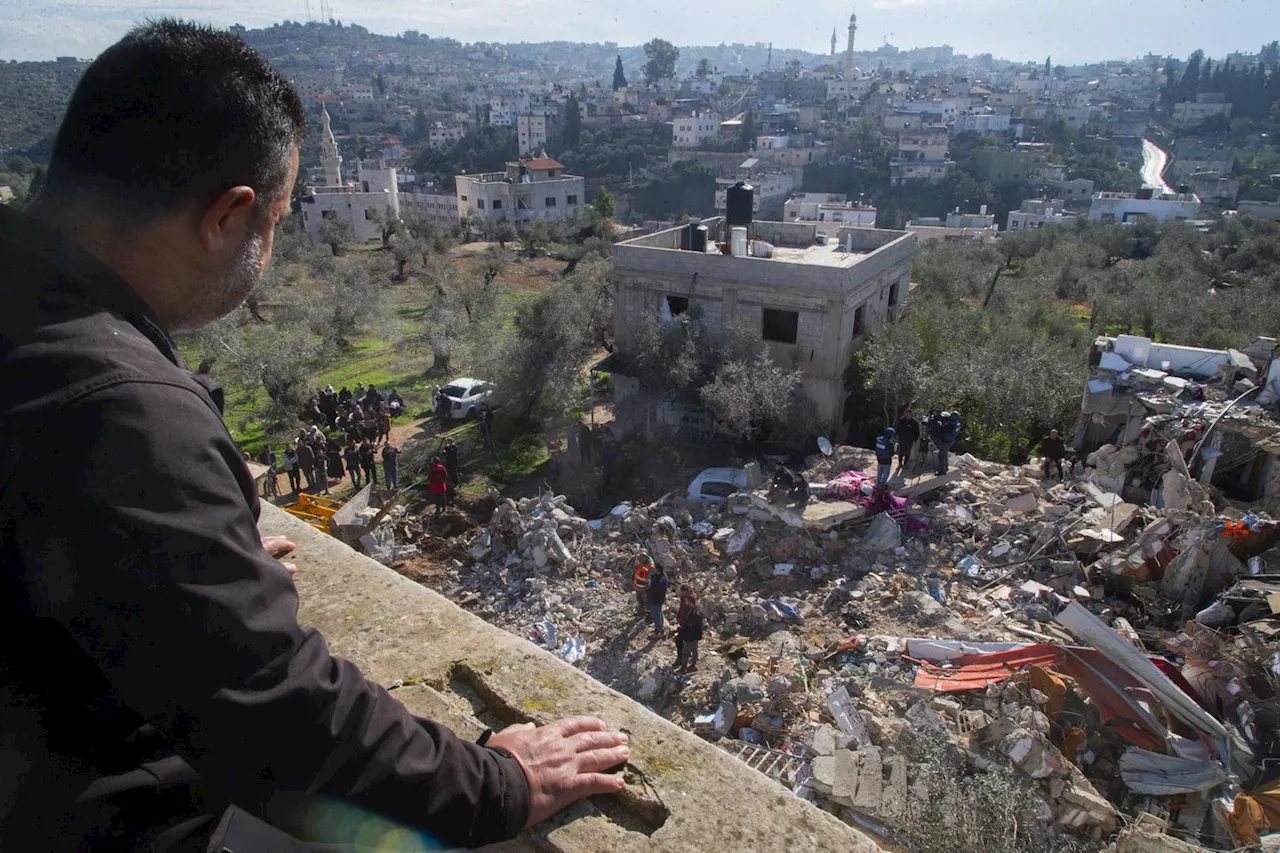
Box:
386;415;434;449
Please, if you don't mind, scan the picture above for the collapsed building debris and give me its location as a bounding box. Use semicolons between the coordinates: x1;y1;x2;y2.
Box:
350;334;1280;849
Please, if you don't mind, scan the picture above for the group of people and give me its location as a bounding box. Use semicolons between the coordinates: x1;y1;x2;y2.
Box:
258;424;401;498
547;421;618;484
873;408;964;488
873;408;1072;486
631;555;705;674
304;382;404;446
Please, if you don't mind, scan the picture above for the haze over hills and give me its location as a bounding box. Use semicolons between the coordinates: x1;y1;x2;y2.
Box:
2;0;1277;64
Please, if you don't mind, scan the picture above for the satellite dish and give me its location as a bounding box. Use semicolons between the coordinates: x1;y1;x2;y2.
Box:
817;436;833;456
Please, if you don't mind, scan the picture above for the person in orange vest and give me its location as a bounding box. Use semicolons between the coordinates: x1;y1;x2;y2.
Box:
632;553;653;617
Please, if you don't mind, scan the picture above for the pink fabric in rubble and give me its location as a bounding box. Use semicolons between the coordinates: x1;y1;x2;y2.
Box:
824;469;928;532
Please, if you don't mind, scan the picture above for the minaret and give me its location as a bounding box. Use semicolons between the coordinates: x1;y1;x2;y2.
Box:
830;28;837;59
320;105;342;187
844;10;857;77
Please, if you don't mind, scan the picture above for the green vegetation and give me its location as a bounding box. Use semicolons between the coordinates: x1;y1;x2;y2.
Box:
181;205;615;457
851;215;1280;464
641;38;679;85
805;121;1140;229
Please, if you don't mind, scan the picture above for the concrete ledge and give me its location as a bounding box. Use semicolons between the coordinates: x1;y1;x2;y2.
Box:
260;504;881;852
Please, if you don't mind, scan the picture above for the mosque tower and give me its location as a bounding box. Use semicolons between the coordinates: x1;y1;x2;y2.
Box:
320;105;343;187
844;9;857;77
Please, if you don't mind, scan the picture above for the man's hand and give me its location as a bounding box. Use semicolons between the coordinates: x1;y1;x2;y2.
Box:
260;534;297;577
486;716;629;829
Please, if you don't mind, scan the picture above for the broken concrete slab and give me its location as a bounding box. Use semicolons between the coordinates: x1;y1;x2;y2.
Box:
748;491;867;531
1005;493;1038;515
1114;823;1208;853
831;748;859;807
851;748;883;812
878;755;908;820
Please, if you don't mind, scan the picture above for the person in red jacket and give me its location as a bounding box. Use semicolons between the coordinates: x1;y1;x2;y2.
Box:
428;456;449;516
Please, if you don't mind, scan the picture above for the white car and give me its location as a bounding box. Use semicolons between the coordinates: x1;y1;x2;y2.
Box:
687;467;749;504
440;378;493;419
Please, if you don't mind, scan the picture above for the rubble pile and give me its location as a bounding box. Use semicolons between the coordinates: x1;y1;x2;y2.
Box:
358;334;1280;851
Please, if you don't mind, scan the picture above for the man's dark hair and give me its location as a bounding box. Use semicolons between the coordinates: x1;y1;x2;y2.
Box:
44;19;307;224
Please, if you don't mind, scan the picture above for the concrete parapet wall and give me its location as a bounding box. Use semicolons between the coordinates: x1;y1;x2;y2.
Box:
259;504;882;853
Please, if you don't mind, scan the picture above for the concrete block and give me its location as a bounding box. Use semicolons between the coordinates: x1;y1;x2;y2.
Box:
851;748;883;812
811;755;837;795
1055;779;1118;832
878;755;908;819
810;723;838;757
831;748;859;806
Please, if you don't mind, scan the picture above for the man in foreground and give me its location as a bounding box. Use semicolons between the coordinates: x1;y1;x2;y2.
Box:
0;20;626;851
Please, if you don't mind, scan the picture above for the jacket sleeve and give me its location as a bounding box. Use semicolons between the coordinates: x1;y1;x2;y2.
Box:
9;380;528;847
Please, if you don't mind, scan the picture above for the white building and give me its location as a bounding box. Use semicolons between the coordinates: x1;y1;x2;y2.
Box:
341;83;375;102
516;114;549;156
300;107;400;245
672;112;719;149
952;113;1012;134
1007;198;1072;230
1088;191;1201;224
783;193;877;226
889;159;953;186
428;122;467;149
400;188;460;228
945;208;996;230
455;156;585;228
1171;94;1232;126
897;131;949;162
488;95;530;127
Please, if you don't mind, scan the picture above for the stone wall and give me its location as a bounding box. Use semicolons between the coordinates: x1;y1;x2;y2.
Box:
260;505;881;853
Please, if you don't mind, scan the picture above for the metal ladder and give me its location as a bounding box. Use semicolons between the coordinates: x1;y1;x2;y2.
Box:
718;739;808;787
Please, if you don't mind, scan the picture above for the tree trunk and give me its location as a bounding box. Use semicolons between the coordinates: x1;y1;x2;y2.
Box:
431;352;451;372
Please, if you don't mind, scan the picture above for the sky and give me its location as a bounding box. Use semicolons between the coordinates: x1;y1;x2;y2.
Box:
1;0;1275;64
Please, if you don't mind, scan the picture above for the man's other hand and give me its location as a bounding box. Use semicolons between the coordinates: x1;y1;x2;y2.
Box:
486;716;629;829
260;534;297;577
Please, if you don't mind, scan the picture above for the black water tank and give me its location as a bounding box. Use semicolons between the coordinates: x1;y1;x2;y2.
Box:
726;181;754;227
680;223;693;250
691;223;708;252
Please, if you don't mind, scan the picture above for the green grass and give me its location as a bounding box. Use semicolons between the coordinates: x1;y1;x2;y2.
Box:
478;418;548;485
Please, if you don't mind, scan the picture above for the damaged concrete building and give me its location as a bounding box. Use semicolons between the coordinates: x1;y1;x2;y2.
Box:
1077;333;1280;508
609;215;916;441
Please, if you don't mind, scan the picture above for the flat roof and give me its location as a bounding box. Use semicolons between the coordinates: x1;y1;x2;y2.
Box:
769;244;871;267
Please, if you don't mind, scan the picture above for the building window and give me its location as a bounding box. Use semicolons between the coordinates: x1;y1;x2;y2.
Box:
545;197;557;207
665;295;689;316
477;199;485;209
321;209;337;220
492;199;502;210
364;208;377;220
548;169;558;178
460;194;468;202
567;194;578;205
888;281;899;307
852;304;865;337
762;308;799;344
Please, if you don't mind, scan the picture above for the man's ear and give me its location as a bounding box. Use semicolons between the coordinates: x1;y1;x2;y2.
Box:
199;186;257;253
